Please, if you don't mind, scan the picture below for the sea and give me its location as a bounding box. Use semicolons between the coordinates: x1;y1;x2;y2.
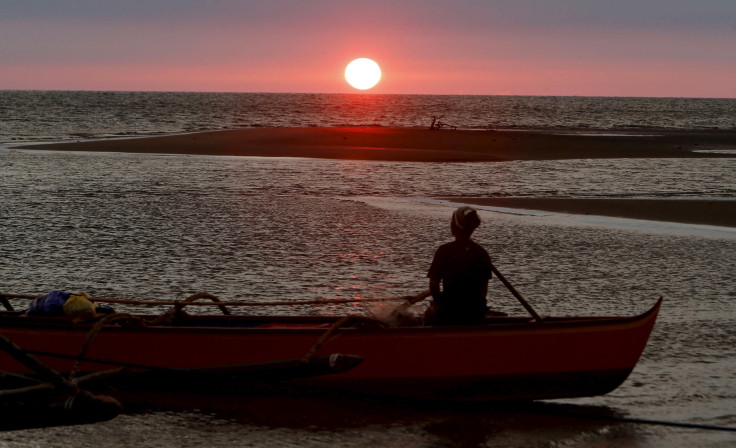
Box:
1;91;736;447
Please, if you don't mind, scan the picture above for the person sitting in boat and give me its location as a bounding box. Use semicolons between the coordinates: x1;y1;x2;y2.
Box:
424;206;492;325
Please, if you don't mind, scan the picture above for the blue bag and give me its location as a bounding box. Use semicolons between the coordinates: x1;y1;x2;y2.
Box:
27;290;70;316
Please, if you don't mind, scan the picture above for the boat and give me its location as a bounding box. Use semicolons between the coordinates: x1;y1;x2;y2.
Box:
0;291;661;402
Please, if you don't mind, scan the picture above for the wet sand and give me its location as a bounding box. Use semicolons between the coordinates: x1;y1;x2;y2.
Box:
17;127;736;228
17;127;736;162
447;198;736;228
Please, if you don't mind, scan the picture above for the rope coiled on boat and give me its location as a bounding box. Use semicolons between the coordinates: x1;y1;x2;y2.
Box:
302;316;384;364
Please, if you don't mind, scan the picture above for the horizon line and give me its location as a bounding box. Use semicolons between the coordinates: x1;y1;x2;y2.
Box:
2;88;735;100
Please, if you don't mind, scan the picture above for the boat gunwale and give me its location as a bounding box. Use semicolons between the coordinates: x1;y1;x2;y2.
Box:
0;298;663;336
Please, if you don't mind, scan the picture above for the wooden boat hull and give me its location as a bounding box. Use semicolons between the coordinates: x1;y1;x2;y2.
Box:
0;299;662;401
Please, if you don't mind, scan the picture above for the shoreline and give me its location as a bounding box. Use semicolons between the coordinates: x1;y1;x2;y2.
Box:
444;198;736;228
14;127;736;162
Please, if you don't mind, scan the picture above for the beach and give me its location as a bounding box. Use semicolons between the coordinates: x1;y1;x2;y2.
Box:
18;127;736;228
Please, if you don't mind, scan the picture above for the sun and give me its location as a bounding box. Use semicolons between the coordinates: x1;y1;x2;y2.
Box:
345;58;381;90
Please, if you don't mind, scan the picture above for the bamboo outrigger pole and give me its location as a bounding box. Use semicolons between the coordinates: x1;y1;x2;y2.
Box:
0;292;411;309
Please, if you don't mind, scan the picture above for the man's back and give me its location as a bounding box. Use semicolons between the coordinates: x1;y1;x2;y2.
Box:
427;238;492;324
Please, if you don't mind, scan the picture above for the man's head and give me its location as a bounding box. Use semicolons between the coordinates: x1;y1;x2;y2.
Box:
451;206;481;238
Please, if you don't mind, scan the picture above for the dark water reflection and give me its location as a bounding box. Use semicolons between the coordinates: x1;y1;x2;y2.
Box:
2;395;640;448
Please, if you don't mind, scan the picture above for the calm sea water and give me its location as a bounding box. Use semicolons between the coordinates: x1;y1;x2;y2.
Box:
1;91;736;144
1;92;736;447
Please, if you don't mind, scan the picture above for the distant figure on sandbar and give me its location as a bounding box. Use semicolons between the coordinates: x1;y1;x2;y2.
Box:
424;206;492;325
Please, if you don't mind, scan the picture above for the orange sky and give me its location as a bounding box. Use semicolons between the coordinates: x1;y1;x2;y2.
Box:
1;1;735;97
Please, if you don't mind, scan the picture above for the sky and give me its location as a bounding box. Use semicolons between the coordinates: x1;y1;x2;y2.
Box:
1;0;734;97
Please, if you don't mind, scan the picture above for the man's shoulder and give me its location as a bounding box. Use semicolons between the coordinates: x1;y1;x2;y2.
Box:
467;240;492;262
469;239;489;252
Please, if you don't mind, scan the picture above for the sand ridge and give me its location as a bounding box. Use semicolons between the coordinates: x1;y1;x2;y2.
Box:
17;127;736;162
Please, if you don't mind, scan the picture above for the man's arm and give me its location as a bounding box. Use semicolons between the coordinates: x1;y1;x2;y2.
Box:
429;278;441;302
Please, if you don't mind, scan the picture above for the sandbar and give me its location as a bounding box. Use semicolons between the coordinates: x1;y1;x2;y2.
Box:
16;127;736;162
445;198;736;228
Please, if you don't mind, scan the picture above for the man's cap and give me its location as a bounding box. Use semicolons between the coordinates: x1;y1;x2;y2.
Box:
453;206;481;232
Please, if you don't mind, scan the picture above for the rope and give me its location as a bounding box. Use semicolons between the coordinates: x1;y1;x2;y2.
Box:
302;316;354;364
302;316;383;364
146;292;231;325
175;292;231;315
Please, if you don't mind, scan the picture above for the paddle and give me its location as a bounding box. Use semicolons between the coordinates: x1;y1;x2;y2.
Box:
490;263;543;323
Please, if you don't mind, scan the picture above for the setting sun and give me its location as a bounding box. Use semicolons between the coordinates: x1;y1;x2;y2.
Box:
345;58;381;90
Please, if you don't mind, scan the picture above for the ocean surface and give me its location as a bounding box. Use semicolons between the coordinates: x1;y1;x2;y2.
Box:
1;91;736;145
1;92;736;447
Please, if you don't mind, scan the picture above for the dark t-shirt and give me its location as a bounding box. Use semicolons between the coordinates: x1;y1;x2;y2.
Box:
427;239;492;324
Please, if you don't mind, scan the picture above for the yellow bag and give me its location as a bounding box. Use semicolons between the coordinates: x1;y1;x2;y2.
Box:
63;293;96;322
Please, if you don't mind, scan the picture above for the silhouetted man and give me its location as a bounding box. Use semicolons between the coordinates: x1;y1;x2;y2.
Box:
425;206;492;325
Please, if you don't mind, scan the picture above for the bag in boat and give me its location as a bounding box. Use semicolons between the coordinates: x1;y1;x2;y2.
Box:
26;290;70;316
63;293;97;322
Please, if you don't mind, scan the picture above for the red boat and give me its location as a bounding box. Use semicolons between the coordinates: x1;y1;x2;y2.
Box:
0;292;662;402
